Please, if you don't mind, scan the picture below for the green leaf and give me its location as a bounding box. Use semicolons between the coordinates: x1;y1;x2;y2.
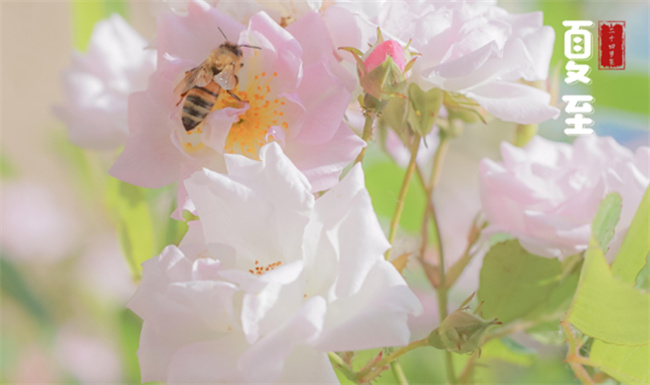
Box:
480;338;537;367
525;272;580;320
568;239;649;345
591;193;622;251
612;186;650;285
106;177;157;279
364;153;426;233
72;2;106;51
105;0;129;19
526;321;568;346
72;1;129;51
635;253;650;291
407;84;443;137
589;341;650;384
0;150;17;178
478;240;562;324
0;257;52;328
119;309;142;382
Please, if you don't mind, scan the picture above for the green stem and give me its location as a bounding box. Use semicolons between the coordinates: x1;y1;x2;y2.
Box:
385;134;422;261
561;318;595;385
391;360;409;385
422;133;456;383
418;135;451;274
356;338;429;382
354;112;376;164
445;215;485;289
328;352;358;383
458;353;478;384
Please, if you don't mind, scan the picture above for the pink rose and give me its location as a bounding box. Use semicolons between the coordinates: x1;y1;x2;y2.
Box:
480;136;649;259
110;1;362;217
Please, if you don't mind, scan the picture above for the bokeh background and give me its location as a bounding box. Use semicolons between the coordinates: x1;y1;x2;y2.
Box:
1;1;648;384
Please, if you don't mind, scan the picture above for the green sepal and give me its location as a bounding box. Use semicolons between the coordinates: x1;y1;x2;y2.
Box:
378;96;409;140
361;56;407;100
407;83;443;136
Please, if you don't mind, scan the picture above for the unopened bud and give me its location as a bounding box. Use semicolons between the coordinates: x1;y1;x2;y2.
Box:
341;29;418;102
427;293;501;354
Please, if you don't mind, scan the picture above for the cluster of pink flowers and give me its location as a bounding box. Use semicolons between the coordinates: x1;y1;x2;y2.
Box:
55;0;648;383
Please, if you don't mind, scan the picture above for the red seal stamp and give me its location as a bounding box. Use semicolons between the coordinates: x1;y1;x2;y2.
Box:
598;21;625;70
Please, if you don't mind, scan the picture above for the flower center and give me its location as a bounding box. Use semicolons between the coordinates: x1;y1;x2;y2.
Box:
248;259;282;276
216;71;290;159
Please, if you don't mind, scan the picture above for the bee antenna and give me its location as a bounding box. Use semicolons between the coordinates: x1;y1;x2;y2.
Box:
218;27;229;42
239;44;262;50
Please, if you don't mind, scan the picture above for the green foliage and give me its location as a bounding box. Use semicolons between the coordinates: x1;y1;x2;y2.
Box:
478;240;562;324
106;178;156;279
612;186;650;285
588;342;649;384
0;257;52;329
525;272;579;320
364;153;426;233
119;309;143;382
541;1;650;117
407;84;443;137
591;193;622;250
591;73;650;116
73;1;129;51
480;338;536;367
561;188;650;383
635;255;650;290
428;302;500;354
0;150;17;178
378;96;409;140
568;239;649;345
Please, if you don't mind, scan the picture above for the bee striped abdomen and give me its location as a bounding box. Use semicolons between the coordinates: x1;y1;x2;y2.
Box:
181;83;221;132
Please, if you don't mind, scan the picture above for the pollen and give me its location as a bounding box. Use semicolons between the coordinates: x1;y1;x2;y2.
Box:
248;260;282;276
216;70;290;158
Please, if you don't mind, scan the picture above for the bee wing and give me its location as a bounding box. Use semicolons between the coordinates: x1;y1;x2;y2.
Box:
214;65;238;90
174;65;213;95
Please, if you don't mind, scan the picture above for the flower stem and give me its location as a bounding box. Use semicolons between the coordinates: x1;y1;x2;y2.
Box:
417;132;456;383
561;317;595;385
354;111;376;164
391;360;409;385
385;134;422;261
328;352;357;383
445;214;485;289
356;338;429;382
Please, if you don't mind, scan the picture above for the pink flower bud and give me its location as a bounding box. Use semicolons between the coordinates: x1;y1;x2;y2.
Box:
364;40;406;73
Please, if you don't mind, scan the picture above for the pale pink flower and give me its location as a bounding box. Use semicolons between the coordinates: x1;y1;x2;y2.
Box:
9;346;58;383
325;0;559;124
110;1;362;216
215;0;322;24
55;325;123;383
480;136;650;259
77;234;136;303
154;0;322;22
128;143;421;383
0;182;80;262
55;14;156;150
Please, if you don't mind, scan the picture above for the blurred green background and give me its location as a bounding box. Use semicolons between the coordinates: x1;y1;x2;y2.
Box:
1;1;647;384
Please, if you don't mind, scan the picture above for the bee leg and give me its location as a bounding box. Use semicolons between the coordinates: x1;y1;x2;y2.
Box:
176;92;188;107
227;90;248;104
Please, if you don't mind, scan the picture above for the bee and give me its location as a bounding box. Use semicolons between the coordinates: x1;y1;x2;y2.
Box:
174;29;259;132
